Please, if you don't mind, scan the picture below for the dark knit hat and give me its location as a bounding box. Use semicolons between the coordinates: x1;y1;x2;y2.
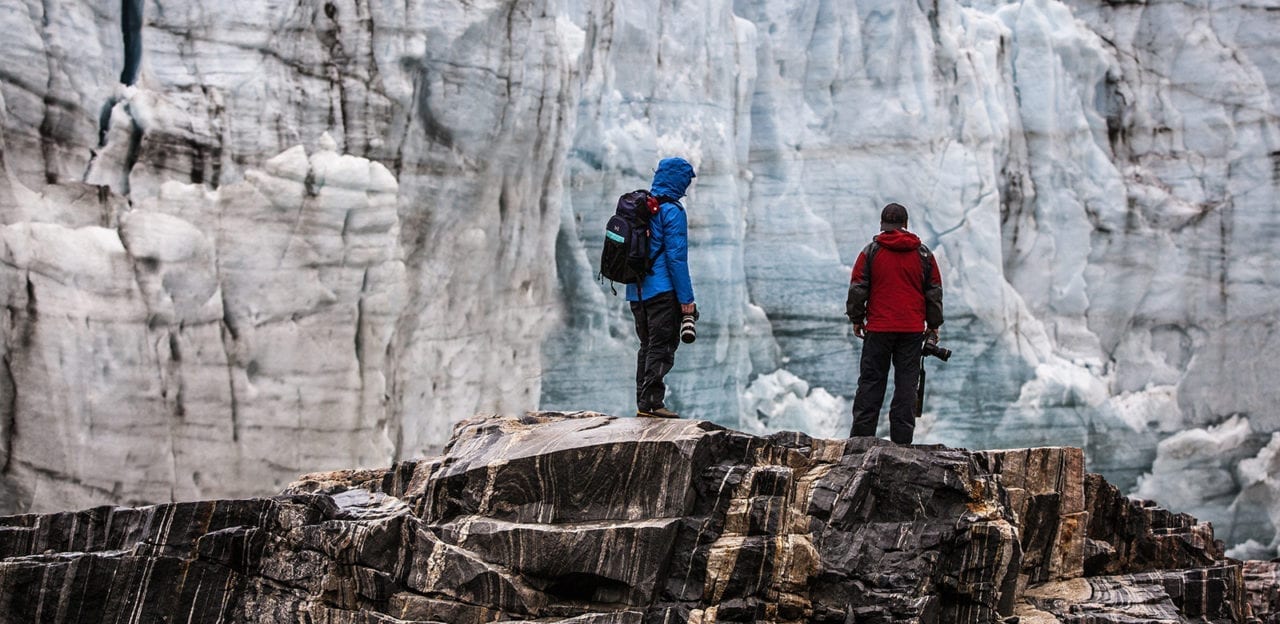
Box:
880;203;908;230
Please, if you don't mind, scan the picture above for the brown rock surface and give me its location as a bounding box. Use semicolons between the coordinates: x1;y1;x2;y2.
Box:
0;412;1257;623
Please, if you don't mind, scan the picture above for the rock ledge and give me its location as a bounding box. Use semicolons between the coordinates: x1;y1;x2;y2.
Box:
0;412;1273;623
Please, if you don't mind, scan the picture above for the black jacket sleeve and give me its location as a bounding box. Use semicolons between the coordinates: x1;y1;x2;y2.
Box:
924;252;943;329
846;247;871;323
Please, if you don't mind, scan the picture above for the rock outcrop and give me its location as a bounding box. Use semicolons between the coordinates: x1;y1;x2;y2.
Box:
0;412;1263;623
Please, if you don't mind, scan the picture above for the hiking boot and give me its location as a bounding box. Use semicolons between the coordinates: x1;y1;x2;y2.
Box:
637;407;680;419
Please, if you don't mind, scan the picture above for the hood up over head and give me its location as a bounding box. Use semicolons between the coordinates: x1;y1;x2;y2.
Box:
651;157;696;200
875;228;922;252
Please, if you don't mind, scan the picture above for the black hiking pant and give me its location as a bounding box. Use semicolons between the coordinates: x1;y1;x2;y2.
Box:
631;290;681;411
850;331;923;444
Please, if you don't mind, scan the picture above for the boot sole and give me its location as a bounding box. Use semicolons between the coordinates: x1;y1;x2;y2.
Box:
636;411;680;419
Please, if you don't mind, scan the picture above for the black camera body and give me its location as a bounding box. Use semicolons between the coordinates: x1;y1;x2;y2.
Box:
922;338;951;361
680;309;699;344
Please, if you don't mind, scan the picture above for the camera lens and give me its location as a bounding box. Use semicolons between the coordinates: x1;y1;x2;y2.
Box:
680;314;697;344
922;341;951;362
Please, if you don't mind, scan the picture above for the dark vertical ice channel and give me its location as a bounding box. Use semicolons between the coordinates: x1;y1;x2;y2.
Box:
120;0;143;85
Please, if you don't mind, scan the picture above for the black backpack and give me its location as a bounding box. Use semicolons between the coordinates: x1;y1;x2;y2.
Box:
599;190;664;291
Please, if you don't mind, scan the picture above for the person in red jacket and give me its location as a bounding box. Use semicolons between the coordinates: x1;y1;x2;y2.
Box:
845;203;944;444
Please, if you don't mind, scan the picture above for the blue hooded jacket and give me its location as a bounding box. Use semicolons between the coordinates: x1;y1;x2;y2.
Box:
627;157;696;304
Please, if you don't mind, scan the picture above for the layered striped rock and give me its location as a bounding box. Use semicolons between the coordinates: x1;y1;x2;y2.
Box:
1022;565;1246;623
978;447;1088;584
1083;472;1224;576
1244;561;1280;623
0;412;1253;623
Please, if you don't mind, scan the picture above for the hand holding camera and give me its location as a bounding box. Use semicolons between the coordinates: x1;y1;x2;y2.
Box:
922;328;950;361
680;304;699;344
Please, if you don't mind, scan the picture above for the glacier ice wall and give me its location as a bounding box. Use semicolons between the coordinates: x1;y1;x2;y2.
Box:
1;0;1278;551
543;0;1280;550
0;0;577;509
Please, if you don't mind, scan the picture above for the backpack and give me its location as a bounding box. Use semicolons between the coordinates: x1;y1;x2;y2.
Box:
599;190;663;292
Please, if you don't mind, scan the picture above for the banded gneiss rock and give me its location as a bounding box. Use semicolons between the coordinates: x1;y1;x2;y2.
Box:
0;412;1262;622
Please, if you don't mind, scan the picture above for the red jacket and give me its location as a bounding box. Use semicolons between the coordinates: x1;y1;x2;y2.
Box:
845;229;943;332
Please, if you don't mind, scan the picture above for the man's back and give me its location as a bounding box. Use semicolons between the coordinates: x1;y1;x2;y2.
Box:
627;200;690;301
848;229;942;334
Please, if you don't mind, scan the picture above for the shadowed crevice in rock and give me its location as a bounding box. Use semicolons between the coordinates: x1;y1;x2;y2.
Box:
0;411;1265;623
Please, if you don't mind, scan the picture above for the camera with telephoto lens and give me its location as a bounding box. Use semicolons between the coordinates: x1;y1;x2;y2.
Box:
680;308;700;344
922;334;951;361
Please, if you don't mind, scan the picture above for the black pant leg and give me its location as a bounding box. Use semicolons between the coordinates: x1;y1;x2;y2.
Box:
631;299;650;409
850;332;892;437
888;333;924;444
632;291;680;410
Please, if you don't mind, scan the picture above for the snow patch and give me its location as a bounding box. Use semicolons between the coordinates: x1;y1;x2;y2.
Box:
1133;416;1253;524
741;370;847;439
1096;386;1179;434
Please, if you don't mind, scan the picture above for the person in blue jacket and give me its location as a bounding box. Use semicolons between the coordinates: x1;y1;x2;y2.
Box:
628;157;697;418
